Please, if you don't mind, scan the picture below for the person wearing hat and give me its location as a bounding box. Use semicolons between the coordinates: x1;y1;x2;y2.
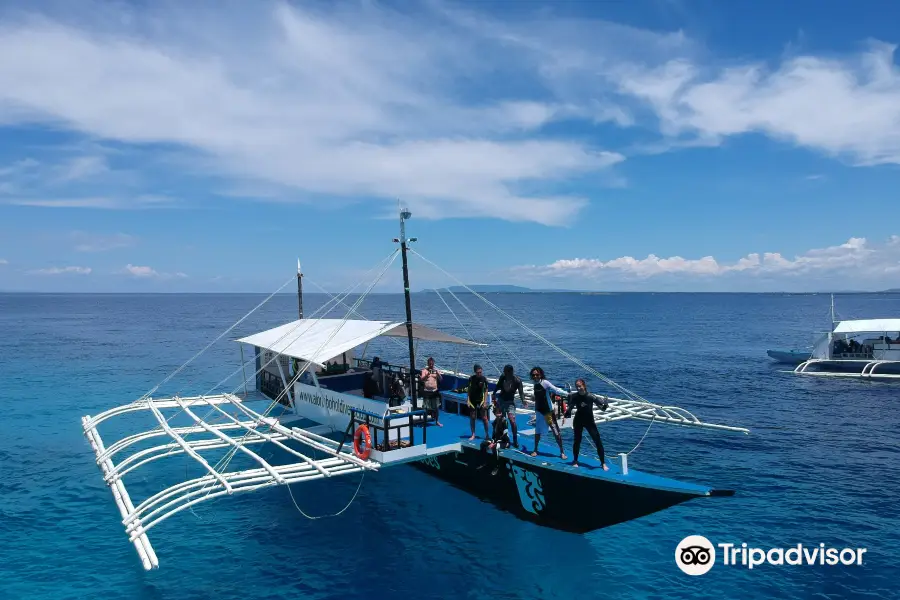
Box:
467;363;491;440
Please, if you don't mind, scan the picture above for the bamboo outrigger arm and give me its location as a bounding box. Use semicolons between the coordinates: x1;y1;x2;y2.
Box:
82;393;380;571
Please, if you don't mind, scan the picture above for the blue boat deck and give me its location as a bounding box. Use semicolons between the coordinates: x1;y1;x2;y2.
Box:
419;393;713;496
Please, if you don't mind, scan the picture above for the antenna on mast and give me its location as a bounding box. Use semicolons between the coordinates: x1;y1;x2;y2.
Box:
392;202;418;411
830;293;836;328
297;259;304;320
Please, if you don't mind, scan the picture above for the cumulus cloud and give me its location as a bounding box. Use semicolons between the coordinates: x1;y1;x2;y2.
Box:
524;236;900;282
122;264;187;279
29;265;91;275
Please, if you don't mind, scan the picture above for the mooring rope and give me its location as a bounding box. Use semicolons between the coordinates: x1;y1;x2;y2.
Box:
286;471;366;520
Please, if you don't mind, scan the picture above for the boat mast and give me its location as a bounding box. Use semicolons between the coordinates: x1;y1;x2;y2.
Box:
394;204;419;410
830;293;835;328
297;259;304;319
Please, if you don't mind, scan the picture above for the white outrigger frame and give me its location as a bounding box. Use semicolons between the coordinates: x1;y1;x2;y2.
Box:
82;393;380;571
792;316;900;380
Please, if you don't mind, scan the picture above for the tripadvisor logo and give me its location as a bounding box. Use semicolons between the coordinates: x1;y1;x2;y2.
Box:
675;535;715;575
675;536;867;574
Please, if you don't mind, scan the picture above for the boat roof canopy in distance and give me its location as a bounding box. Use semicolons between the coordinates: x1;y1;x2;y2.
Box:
832;319;900;334
236;318;483;366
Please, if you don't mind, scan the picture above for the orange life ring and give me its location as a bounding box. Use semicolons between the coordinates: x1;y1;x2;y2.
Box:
353;424;372;460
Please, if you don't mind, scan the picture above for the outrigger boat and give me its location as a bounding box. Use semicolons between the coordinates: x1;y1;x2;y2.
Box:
81;207;750;571
786;295;900;379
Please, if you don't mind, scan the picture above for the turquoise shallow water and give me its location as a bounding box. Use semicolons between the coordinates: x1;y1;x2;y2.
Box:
2;291;899;599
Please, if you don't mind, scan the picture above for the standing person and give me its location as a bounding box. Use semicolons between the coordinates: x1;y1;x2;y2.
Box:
419;356;443;427
528;367;567;459
564;378;610;470
491;364;524;449
467;364;491;440
371;356;383;394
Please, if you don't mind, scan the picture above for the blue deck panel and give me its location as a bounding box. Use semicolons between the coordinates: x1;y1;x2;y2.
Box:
420;407;713;497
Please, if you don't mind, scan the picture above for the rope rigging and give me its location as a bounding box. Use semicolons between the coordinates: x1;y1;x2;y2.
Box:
409;248;656;407
409;248;668;457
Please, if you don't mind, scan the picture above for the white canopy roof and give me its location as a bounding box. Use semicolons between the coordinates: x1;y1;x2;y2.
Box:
833;319;900;334
236;318;482;366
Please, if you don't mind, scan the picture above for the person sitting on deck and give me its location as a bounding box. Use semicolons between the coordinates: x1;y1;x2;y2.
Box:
491;364;524;449
480;404;510;475
528;367;567;459
467;364;491;440
419;356;443;427
564;379;610;470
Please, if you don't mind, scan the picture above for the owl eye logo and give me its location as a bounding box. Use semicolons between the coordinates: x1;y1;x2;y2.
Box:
675;536;716;575
679;545;712;565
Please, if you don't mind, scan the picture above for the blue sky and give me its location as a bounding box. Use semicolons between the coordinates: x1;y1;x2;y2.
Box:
1;0;899;293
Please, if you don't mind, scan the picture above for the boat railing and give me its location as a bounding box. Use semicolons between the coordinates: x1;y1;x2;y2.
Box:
338;406;429;454
260;370;291;406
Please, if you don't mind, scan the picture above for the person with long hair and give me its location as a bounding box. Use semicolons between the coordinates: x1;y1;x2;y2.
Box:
564;378;610;470
528;366;567;459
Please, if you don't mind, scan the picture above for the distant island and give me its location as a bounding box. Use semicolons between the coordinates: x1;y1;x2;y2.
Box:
419;284;583;293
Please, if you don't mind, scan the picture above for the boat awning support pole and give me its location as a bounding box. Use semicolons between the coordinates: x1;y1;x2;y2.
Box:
274;355;295;411
240;344;248;398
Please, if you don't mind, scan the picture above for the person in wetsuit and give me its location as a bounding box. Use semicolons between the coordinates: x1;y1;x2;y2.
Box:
491;364;524;448
564;378;610;470
528;366;567;459
467;364;491;440
481;403;510;475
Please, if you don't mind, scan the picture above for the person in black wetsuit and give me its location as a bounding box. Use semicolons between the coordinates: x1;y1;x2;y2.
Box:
564;378;610;470
480;404;510;475
467;364;491;440
491;364;524;448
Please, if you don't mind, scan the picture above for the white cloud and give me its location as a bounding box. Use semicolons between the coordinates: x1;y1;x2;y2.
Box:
524;236;900;283
0;1;897;227
6;195;173;209
57;155;108;182
0;258;7;265
29;265;91;275
0;2;625;225
122;264;188;279
123;264;157;278
70;231;136;252
438;3;900;165
608;42;900;164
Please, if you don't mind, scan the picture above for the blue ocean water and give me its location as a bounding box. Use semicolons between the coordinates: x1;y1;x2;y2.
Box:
1;291;899;599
